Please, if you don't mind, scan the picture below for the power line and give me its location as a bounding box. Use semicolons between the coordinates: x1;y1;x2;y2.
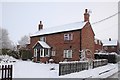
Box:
91;11;120;25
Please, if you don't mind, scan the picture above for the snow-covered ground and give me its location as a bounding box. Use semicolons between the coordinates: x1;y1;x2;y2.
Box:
13;61;59;78
0;55;119;78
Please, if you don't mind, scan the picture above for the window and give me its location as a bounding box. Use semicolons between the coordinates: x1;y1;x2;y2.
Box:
34;49;37;57
40;37;46;42
40;49;44;57
52;51;56;56
63;50;72;58
40;49;50;57
64;34;73;41
44;49;49;57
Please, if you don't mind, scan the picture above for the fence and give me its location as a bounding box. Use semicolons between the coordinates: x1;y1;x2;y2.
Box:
59;59;108;76
0;65;13;80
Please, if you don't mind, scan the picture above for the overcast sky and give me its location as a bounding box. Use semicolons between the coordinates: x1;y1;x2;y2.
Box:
0;0;119;44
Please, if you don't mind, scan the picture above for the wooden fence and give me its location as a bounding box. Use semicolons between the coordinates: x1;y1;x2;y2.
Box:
59;59;108;76
0;65;13;80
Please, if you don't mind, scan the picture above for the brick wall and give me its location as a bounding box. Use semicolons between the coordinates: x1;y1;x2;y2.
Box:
46;31;81;63
81;22;95;59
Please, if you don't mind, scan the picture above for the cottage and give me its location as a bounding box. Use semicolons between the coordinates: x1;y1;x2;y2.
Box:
29;9;95;63
102;38;119;54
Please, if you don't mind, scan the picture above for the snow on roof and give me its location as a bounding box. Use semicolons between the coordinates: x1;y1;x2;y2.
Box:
102;40;118;46
33;41;50;48
30;21;86;37
38;41;50;48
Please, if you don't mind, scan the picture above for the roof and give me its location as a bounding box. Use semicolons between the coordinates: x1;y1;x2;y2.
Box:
30;21;87;37
102;40;118;46
33;41;50;48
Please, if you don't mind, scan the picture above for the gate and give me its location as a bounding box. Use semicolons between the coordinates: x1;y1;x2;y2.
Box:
0;65;13;80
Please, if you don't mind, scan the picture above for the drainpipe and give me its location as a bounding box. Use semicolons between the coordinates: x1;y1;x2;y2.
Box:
80;29;82;60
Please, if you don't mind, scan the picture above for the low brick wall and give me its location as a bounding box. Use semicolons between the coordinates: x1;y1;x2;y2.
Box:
59;59;108;76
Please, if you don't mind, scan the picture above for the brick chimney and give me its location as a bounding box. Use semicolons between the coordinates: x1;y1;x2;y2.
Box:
84;9;90;22
38;21;43;31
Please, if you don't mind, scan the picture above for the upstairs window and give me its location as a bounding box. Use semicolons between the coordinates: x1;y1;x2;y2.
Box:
64;33;73;41
40;36;46;42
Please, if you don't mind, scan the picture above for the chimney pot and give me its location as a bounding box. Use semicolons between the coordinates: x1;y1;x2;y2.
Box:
109;38;111;41
84;9;90;22
38;21;43;31
85;9;88;13
40;21;42;24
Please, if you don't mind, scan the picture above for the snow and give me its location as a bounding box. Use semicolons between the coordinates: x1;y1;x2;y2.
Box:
38;41;50;48
95;52;118;55
13;61;59;78
33;41;50;48
102;40;118;46
0;55;119;78
30;21;86;37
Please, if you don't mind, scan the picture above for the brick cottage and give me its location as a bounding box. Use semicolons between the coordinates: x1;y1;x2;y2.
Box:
29;9;95;63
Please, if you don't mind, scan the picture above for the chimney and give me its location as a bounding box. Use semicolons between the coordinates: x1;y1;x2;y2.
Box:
38;21;43;31
84;9;90;22
109;38;111;41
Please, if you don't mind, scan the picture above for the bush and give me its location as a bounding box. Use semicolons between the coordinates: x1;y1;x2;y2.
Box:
19;50;33;60
1;48;20;59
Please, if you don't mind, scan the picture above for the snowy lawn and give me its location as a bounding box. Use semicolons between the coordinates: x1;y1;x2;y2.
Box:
0;56;119;78
13;61;118;78
13;61;59;78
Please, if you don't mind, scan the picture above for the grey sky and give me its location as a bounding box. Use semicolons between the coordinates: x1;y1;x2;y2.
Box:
1;1;118;43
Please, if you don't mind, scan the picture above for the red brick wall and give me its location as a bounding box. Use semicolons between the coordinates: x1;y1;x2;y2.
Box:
81;22;95;59
46;31;81;63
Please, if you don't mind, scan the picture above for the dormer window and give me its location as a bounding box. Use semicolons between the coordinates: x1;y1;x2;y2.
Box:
64;33;73;41
40;36;46;42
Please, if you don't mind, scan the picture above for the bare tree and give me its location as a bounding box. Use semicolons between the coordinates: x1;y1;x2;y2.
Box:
18;35;30;48
0;27;13;49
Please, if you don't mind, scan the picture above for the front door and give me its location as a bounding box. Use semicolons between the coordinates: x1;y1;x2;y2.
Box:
37;49;40;61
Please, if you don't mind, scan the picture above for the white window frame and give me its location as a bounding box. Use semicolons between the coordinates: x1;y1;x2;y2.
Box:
63;50;72;58
45;49;50;57
52;51;56;56
64;33;73;41
34;49;37;57
40;49;44;57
